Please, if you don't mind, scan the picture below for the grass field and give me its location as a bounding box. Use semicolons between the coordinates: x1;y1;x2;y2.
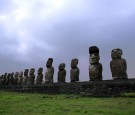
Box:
0;91;135;115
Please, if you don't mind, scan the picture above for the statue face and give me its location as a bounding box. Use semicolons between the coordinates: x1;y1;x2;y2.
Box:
111;48;122;59
15;72;19;77
90;53;100;64
19;71;23;76
7;73;10;77
71;59;78;68
38;68;43;73
11;72;14;76
24;69;29;76
4;73;7;76
30;69;35;74
1;75;3;78
59;63;65;70
46;60;53;68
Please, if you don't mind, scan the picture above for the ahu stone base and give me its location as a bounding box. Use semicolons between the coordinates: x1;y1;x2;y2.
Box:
0;78;135;97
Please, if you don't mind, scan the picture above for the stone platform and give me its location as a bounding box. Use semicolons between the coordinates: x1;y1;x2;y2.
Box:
0;78;135;97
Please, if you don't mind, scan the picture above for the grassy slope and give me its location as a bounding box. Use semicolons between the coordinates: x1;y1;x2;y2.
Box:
0;92;135;115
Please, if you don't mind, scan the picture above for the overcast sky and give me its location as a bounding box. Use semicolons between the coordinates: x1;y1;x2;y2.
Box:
0;0;135;82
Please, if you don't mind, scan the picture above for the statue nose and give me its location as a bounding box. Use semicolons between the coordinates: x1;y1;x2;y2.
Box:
91;55;96;58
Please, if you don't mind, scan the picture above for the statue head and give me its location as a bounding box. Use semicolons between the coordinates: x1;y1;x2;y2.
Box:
24;69;29;76
19;71;23;76
59;63;65;70
71;58;78;68
111;48;123;59
14;72;19;78
30;68;35;75
11;72;14;78
7;73;10;78
4;73;7;76
89;46;100;64
46;58;53;68
38;68;43;74
1;75;3;79
11;72;14;76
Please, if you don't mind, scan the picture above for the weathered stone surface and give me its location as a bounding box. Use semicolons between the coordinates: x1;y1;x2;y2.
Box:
6;73;10;85
110;48;128;79
70;58;80;82
5;73;14;85
45;58;54;83
28;68;35;85
89;63;102;81
0;79;135;97
14;72;19;85
36;68;43;84
3;73;7;85
10;72;14;85
89;46;103;81
18;71;23;85
23;69;29;85
0;75;3;85
0;75;6;85
58;63;66;83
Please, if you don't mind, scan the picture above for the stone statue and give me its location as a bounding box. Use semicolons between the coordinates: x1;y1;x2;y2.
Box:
36;68;43;84
89;46;103;81
10;72;14;85
6;73;10;85
110;48;128;79
0;75;3;85
70;58;80;82
58;63;66;83
18;71;23;85
28;68;35;85
3;73;7;85
23;69;29;85
14;72;19;85
45;58;54;83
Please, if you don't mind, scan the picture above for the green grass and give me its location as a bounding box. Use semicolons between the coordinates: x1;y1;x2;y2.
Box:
0;91;135;115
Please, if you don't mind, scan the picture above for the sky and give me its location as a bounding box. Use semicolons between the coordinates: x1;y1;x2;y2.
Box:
0;0;135;82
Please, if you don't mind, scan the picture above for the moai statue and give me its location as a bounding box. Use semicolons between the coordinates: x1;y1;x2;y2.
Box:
45;58;54;83
0;75;3;85
110;48;128;80
89;46;103;81
10;72;14;85
23;69;29;85
58;63;66;83
3;73;7;85
14;72;19;85
70;58;80;82
18;71;23;85
6;73;11;85
0;75;4;85
28;68;35;85
36;68;43;84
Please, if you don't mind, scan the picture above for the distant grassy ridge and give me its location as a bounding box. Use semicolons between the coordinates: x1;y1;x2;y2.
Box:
0;91;135;115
